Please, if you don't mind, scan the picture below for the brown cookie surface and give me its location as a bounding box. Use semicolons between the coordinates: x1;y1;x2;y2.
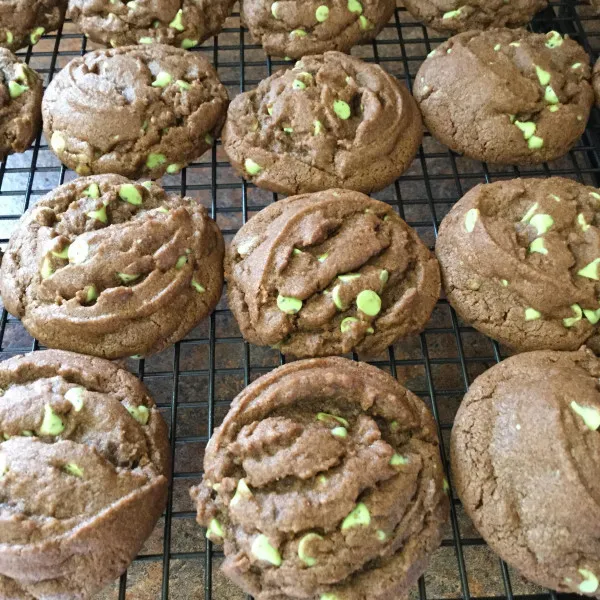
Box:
403;0;548;33
223;52;423;195
451;348;600;595
437;177;600;352
414;28;593;165
67;0;235;49
42;44;229;179
0;0;66;51
0;175;224;359
594;56;600;107
191;357;449;600
0;349;170;599
226;189;440;357
241;0;395;58
0;49;42;159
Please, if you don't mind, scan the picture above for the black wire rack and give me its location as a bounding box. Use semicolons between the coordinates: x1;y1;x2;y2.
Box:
0;1;599;598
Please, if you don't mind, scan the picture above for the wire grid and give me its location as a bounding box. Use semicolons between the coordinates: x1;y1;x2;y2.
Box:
0;1;599;598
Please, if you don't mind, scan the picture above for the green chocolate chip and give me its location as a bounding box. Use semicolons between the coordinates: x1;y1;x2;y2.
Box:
277;294;302;314
332;285;345;310
166;163;182;174
577;258;600;280
5;31;13;45
65;387;85;412
443;8;462;18
119;183;143;205
578;569;599;594
206;518;224;541
175;255;188;269
535;65;551;86
521;202;539;223
169;9;184;31
146;153;167;169
390;453;408;466
152;71;172;88
30;27;44;45
390;420;399;432
51;131;66;153
339;273;360;283
292;79;306;90
313;120;323;135
40;257;54;279
68;238;89;264
544;85;559;104
191;279;206;293
379;269;389;284
524;307;542;321
245;158;262;175
127;405;150;425
205;133;214;145
290;28;307;38
548;105;559;113
501;279;509;287
341;502;371;530
545;31;563;48
82;183;100;198
271;1;281;18
8;80;28;98
357;290;381;316
333;100;351;120
528;135;543;149
348;0;363;13
252;534;282;566
317;412;350;427
181;39;198;49
515;120;536;140
39;404;65;437
359;15;373;30
316;5;330;21
317;251;329;262
51;245;69;258
63;463;84;478
321;595;339;600
139;36;154;44
529;214;554;235
464;208;479;232
563;304;583;328
176;80;191;90
298;533;322;566
340;317;359;333
117;272;140;284
331;426;348;438
87;205;108;224
578;214;591;231
231;478;252;506
21;430;34;437
572;400;600;428
584;307;600;324
376;530;387;541
529;238;547;255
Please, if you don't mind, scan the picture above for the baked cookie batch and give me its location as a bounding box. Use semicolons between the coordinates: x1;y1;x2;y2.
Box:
0;1;599;599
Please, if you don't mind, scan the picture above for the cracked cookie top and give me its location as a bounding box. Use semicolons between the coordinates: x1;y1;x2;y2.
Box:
0;349;169;599
403;0;548;33
192;357;449;600
452;348;600;596
223;52;423;195
67;0;235;49
437;177;600;352
42;44;229;179
226;189;440;358
414;28;593;165
241;0;395;59
0;175;224;359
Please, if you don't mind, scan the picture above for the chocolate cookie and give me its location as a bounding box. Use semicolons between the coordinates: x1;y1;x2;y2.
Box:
67;0;235;49
0;49;42;159
241;0;395;59
451;348;600;595
0;349;170;599
436;177;600;352
192;357;449;600
223;52;423;195
0;175;224;359
42;44;229;179
594;56;600;107
226;189;440;357
414;29;593;165
402;0;548;33
0;0;66;51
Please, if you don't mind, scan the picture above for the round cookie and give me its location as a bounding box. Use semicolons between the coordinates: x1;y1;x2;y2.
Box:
223;52;423;195
226;189;440;357
0;175;224;359
436;177;600;352
0;49;42;159
451;348;600;595
0;0;66;51
42;44;229;179
0;349;170;598
402;0;548;33
241;0;395;59
191;356;449;600
414;29;593;165
67;0;235;49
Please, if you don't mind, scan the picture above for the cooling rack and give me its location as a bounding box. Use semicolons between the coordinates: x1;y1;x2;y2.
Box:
0;1;599;598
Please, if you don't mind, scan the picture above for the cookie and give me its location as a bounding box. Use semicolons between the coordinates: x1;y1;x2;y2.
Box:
191;356;449;600
0;49;42;159
226;189;440;357
436;177;600;352
594;56;600;107
241;0;395;59
223;51;423;195
42;44;229;179
0;175;224;359
414;29;593;165
402;0;548;33
67;0;235;49
0;0;66;51
0;349;170;599
451;348;600;595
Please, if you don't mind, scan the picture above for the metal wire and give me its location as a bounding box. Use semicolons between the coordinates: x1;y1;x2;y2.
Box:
0;1;598;598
